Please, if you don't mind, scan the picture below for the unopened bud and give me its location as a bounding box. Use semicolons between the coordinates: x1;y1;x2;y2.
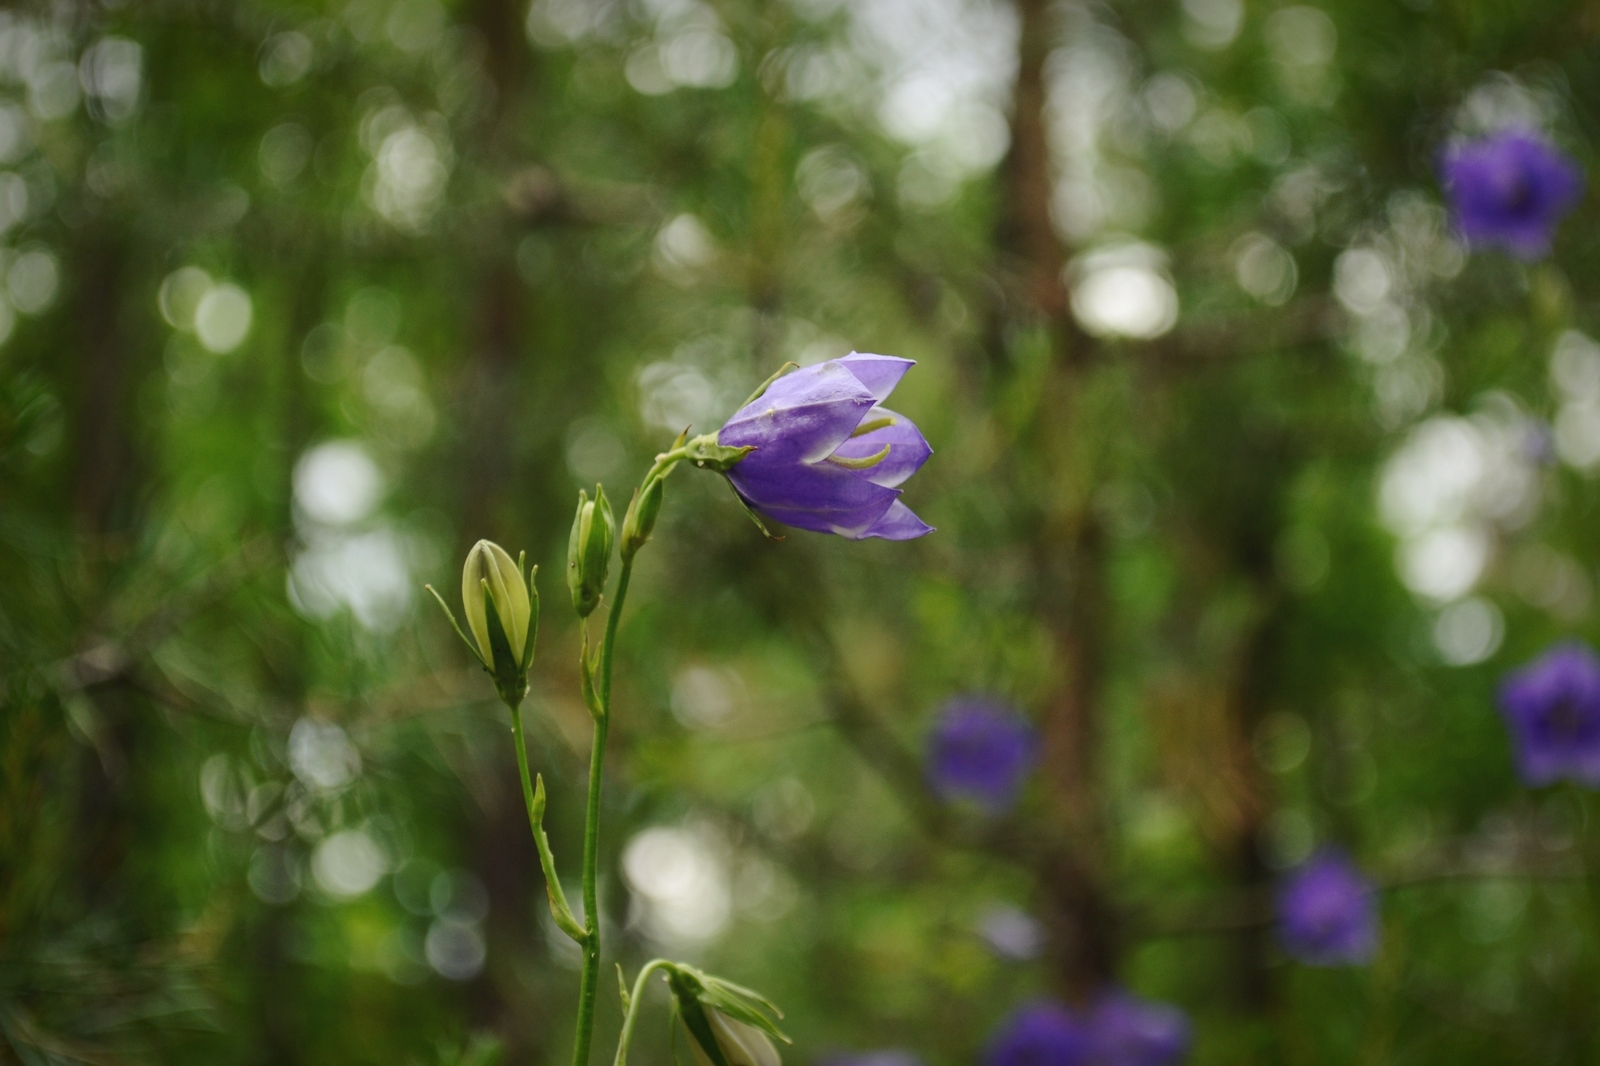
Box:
687;1009;781;1066
620;477;664;561
462;539;533;672
567;485;615;618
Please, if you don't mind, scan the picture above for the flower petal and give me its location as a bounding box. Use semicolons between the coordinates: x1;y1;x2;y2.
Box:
829;407;931;488
728;461;899;537
838;352;914;403
856;500;933;541
720;361;876;464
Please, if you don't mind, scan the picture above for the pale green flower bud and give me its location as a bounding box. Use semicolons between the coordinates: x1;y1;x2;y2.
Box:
462;539;532;671
620;477;664;562
687;1009;781;1066
566;485;615;618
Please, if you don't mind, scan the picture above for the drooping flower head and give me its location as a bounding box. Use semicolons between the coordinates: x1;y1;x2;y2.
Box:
716;353;932;540
1276;849;1378;966
1083;991;1190;1066
987;1002;1091;1066
1440;128;1583;259
1498;641;1600;787
927;697;1037;812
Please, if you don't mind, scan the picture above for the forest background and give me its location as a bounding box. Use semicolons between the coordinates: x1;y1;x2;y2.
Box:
3;0;1599;1063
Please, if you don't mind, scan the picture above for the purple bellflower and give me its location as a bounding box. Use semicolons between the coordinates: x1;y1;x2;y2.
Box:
927;697;1038;812
716;353;933;540
987;1002;1092;1066
1083;991;1191;1066
1440;128;1583;259
1276;849;1378;966
1498;641;1600;787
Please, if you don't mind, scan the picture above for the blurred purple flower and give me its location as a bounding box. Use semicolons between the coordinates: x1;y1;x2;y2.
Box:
717;352;933;540
1498;641;1600;787
927;698;1037;811
987;1002;1091;1066
1276;849;1378;966
987;995;1189;1066
1084;991;1191;1066
1440;128;1583;259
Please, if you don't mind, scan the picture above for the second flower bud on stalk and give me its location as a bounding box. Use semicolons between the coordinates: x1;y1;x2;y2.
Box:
568;484;616;618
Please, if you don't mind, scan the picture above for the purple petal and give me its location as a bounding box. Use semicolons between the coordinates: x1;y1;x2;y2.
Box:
838;352;914;403
1440;129;1584;259
1498;642;1600;786
720;361;877;463
858;501;934;541
829;407;932;489
728;460;899;537
1276;849;1378;966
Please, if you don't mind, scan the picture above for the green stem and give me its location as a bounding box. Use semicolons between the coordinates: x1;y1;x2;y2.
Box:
613;959;674;1066
571;556;636;1066
509;700;540;843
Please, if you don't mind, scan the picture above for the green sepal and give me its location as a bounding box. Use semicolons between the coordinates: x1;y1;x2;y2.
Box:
667;963;790;1047
580;636;603;721
739;361;798;409
483;583;528;705
424;584;487;669
723;481;782;542
531;773;586;944
684;433;756;474
669;971;733;1066
520;565;540;673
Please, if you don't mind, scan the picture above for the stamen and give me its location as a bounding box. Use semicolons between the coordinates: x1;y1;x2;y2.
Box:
850;416;895;437
825;443;892;470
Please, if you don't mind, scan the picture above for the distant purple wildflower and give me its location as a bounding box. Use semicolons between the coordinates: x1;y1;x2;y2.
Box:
987;995;1189;1066
1083;991;1191;1066
987;1002;1091;1066
1498;642;1600;787
1440;128;1583;259
927;698;1037;812
1276;849;1378;966
717;352;933;540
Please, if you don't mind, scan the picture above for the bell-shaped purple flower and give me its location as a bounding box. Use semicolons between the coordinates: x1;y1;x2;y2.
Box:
987;1002;1092;1066
1440;128;1583;259
1083;991;1190;1066
1276;849;1378;966
927;697;1037;812
717;353;933;540
1498;641;1600;787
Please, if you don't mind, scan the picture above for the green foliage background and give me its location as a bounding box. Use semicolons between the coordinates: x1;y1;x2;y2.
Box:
3;0;1600;1062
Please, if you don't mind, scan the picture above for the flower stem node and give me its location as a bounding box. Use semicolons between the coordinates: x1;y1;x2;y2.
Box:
664;963;789;1066
425;539;539;707
568;485;616;618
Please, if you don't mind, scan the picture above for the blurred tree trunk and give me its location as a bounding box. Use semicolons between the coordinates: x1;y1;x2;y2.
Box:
456;2;553;1061
999;0;1118;998
66;221;144;911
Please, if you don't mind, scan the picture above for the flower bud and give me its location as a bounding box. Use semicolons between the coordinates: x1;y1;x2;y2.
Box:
687;1009;782;1066
620;477;664;562
566;485;615;618
461;539;532;671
